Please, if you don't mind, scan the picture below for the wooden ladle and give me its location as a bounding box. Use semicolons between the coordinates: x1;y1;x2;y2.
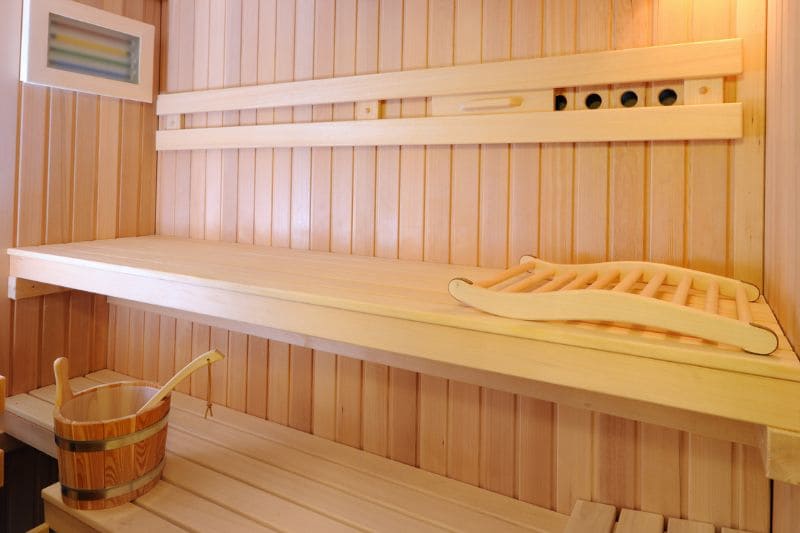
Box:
137;349;225;413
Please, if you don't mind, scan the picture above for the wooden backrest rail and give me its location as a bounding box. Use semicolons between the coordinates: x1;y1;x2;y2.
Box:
156;38;741;116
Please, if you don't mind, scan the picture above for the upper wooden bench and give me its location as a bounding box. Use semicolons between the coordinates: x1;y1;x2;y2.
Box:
6;236;800;486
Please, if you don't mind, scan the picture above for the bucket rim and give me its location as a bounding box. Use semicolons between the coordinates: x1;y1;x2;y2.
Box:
54;379;170;426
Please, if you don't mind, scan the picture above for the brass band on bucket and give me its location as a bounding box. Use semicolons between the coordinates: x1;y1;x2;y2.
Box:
54;416;168;452
60;458;166;501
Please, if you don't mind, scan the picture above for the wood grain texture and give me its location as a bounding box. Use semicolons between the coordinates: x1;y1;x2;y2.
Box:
765;0;799;352
765;1;800;527
3;0;160;394
103;1;773;530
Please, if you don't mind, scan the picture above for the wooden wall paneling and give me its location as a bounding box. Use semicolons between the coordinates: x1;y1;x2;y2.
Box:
127;308;145;379
517;397;554;508
539;0;575;265
309;0;334;253
477;0;516;498
203;0;226;241
335;355;362;448
287;0;313;434
246;336;268;419
608;0;650;262
40;88;73;388
478;0;510;270
446;0;481;489
96;95;121;240
267;340;290;425
638;0;688;519
190;323;210;398
417;0;453;476
359;0;400;459
555;404;592;514
330;0;355;255
731;444;769;532
765;0;799;353
189;0;210;240
639;424;681;517
254;0;277;248
209;326;229;405
65;292;94;376
449;1;480;267
0;0;22;387
591;0;646;512
118;2;146;239
173;318;192;394
236;0;258;245
106;302;116;370
766;0;800;526
375;1;402;260
173;0;194;239
113;305;130;376
648;0;688;266
574;0;609;258
91;295;110;372
157;0;179;236
135;2;777;528
309;0;336;442
271;0;294;249
330;0;360;451
141;311;160;382
71;94;98;243
137;0;160;237
265;0;294;429
687;434;733;528
388;0;427;468
773;482;800;533
68;91;98;379
686;0;731;276
157;315;176;385
686;4;736;527
540;0;592;517
221;0;241;244
228;331;248;413
508;0;543;265
351;0;378;258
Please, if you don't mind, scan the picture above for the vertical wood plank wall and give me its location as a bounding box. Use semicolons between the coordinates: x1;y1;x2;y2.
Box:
765;0;800;530
0;0;162;394
104;1;776;530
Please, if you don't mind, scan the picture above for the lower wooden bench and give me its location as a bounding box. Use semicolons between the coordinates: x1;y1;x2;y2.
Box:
4;372;755;533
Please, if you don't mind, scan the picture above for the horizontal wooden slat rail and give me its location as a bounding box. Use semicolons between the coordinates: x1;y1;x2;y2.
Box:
156;103;743;150
156;38;742;115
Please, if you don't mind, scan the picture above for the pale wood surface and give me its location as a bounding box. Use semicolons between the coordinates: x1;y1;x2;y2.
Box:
7;236;800;442
30;371;569;533
140;1;774;531
667;517;715;533
616;508;665;533
564;500;616;533
3;0;159;395
156;104;744;150
155;38;742;114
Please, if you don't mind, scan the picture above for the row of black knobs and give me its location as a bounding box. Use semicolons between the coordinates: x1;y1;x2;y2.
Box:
554;88;679;111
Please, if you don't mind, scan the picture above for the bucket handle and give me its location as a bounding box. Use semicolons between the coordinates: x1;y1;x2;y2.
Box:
54;357;73;409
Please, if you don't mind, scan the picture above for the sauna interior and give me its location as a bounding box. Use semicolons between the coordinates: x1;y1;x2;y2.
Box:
0;0;799;531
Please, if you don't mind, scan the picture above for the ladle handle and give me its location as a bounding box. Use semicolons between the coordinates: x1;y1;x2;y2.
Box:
54;357;73;409
137;349;225;413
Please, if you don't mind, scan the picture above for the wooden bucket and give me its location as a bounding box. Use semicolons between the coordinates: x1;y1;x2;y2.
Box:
53;378;170;510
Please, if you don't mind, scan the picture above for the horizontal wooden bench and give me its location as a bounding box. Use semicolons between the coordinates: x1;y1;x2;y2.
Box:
5;371;758;532
9;370;567;532
7;236;800;485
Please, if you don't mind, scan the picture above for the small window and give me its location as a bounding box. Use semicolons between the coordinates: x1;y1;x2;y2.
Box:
21;0;154;102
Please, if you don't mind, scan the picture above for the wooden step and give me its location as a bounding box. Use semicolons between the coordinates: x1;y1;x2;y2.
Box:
13;371;568;533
